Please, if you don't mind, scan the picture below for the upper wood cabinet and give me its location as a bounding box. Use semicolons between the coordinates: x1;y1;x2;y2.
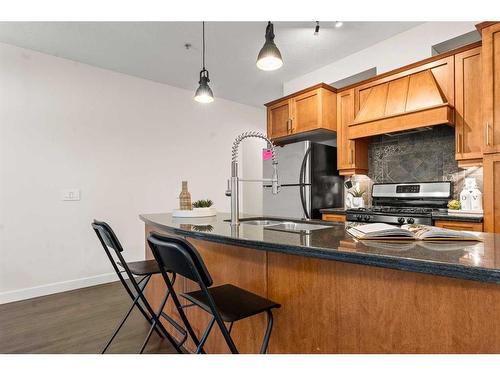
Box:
337;89;369;176
454;46;484;167
481;23;500;153
265;84;336;142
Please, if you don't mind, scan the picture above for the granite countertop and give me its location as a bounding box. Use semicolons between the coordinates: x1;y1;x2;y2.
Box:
140;213;500;284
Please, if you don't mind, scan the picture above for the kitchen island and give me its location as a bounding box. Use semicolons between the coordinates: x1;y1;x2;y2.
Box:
141;213;500;353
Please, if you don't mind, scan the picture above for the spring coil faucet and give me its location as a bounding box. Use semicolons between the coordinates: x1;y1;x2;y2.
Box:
226;131;280;226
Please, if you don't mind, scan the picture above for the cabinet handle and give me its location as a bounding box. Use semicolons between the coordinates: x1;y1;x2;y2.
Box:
290;118;294;133
287;119;291;133
458;133;462;153
486;122;490;146
349;149;354;165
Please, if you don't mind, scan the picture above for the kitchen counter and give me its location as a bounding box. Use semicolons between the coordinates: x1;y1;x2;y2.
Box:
141;212;500;353
431;211;483;222
140;212;499;284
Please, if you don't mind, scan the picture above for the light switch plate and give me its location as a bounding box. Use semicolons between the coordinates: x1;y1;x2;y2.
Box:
61;189;81;201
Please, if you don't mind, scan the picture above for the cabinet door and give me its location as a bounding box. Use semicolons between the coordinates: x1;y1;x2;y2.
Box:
267;99;291;139
291;89;321;133
455;46;483;166
434;220;483;232
483;154;500;233
336;89;369;175
322;214;346;222
337;90;354;170
482;23;500;153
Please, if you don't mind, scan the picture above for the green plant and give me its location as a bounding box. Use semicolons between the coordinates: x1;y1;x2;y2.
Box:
192;199;213;208
349;187;365;198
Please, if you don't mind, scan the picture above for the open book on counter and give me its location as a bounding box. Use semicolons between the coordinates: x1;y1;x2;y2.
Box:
347;223;482;241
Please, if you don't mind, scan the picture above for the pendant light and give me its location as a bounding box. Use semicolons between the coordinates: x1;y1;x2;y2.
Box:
256;21;283;71
194;21;214;103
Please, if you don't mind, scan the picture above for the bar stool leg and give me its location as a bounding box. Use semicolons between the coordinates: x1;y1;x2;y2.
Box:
195;317;216;354
259;310;274;354
101;277;149;354
139;288;172;354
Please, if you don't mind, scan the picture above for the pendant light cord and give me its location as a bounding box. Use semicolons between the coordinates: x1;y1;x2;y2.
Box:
202;21;206;70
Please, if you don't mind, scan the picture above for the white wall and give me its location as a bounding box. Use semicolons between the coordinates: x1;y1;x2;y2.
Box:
284;22;477;94
0;42;265;303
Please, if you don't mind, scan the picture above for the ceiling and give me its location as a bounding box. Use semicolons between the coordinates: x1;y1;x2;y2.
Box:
0;22;422;107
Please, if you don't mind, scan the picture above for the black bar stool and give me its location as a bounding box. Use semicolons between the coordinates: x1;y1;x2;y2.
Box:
92;220;187;353
147;232;281;354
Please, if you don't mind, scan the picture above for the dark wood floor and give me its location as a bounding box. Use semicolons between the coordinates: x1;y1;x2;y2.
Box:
0;281;177;354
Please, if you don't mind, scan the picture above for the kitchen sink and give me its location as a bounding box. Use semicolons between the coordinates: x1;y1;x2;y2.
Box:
264;222;332;234
239;219;282;226
233;217;334;234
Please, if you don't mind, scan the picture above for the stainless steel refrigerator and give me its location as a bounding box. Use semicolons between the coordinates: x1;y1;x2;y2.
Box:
263;141;344;219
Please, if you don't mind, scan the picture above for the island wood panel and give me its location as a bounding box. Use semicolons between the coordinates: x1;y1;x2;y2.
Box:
182;238;268;354
267;251;500;353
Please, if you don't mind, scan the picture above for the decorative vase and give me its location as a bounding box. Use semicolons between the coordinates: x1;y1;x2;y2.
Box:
352;197;365;209
179;181;192;210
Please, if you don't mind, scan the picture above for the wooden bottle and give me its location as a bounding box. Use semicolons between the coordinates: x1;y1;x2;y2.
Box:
179;181;192;210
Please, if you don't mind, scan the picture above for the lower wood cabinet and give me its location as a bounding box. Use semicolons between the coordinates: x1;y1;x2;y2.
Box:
434;220;483;232
322;213;346;222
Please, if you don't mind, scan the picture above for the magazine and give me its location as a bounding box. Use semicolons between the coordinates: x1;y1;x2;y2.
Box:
347;223;481;241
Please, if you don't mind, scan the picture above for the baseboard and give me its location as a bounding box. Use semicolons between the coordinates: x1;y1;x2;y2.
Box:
0;273;120;305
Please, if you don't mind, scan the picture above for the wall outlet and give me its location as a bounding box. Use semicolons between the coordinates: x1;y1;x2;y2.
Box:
61;189;81;201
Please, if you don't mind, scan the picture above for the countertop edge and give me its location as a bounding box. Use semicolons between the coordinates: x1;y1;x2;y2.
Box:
140;215;500;285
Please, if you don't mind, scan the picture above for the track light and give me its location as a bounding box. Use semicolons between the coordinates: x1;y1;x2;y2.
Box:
314;21;320;36
194;21;214;103
256;21;283;71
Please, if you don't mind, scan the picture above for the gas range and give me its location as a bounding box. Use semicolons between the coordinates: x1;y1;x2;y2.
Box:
346;182;452;226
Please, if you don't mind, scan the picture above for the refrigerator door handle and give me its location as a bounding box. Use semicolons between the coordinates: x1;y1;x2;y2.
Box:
299;145;312;219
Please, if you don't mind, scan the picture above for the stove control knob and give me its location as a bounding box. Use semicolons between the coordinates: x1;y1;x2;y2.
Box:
397;217;405;224
407;218;415;224
363;215;371;221
356;215;362;221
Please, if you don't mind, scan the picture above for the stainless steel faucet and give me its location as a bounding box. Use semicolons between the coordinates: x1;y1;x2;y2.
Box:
225;131;279;226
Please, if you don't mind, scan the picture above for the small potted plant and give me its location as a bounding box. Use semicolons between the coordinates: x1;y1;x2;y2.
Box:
192;199;216;217
349;187;366;209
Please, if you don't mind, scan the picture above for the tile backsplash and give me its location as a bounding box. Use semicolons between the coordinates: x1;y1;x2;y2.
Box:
364;125;483;199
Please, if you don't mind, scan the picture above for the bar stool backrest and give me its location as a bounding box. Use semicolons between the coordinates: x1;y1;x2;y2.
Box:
147;232;213;287
92;220;136;284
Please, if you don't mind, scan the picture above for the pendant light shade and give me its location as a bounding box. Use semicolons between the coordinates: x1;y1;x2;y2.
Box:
256;22;283;71
194;21;214;103
194;69;214;103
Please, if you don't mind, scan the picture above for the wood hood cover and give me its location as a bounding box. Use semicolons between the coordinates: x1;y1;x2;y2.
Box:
349;69;454;139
